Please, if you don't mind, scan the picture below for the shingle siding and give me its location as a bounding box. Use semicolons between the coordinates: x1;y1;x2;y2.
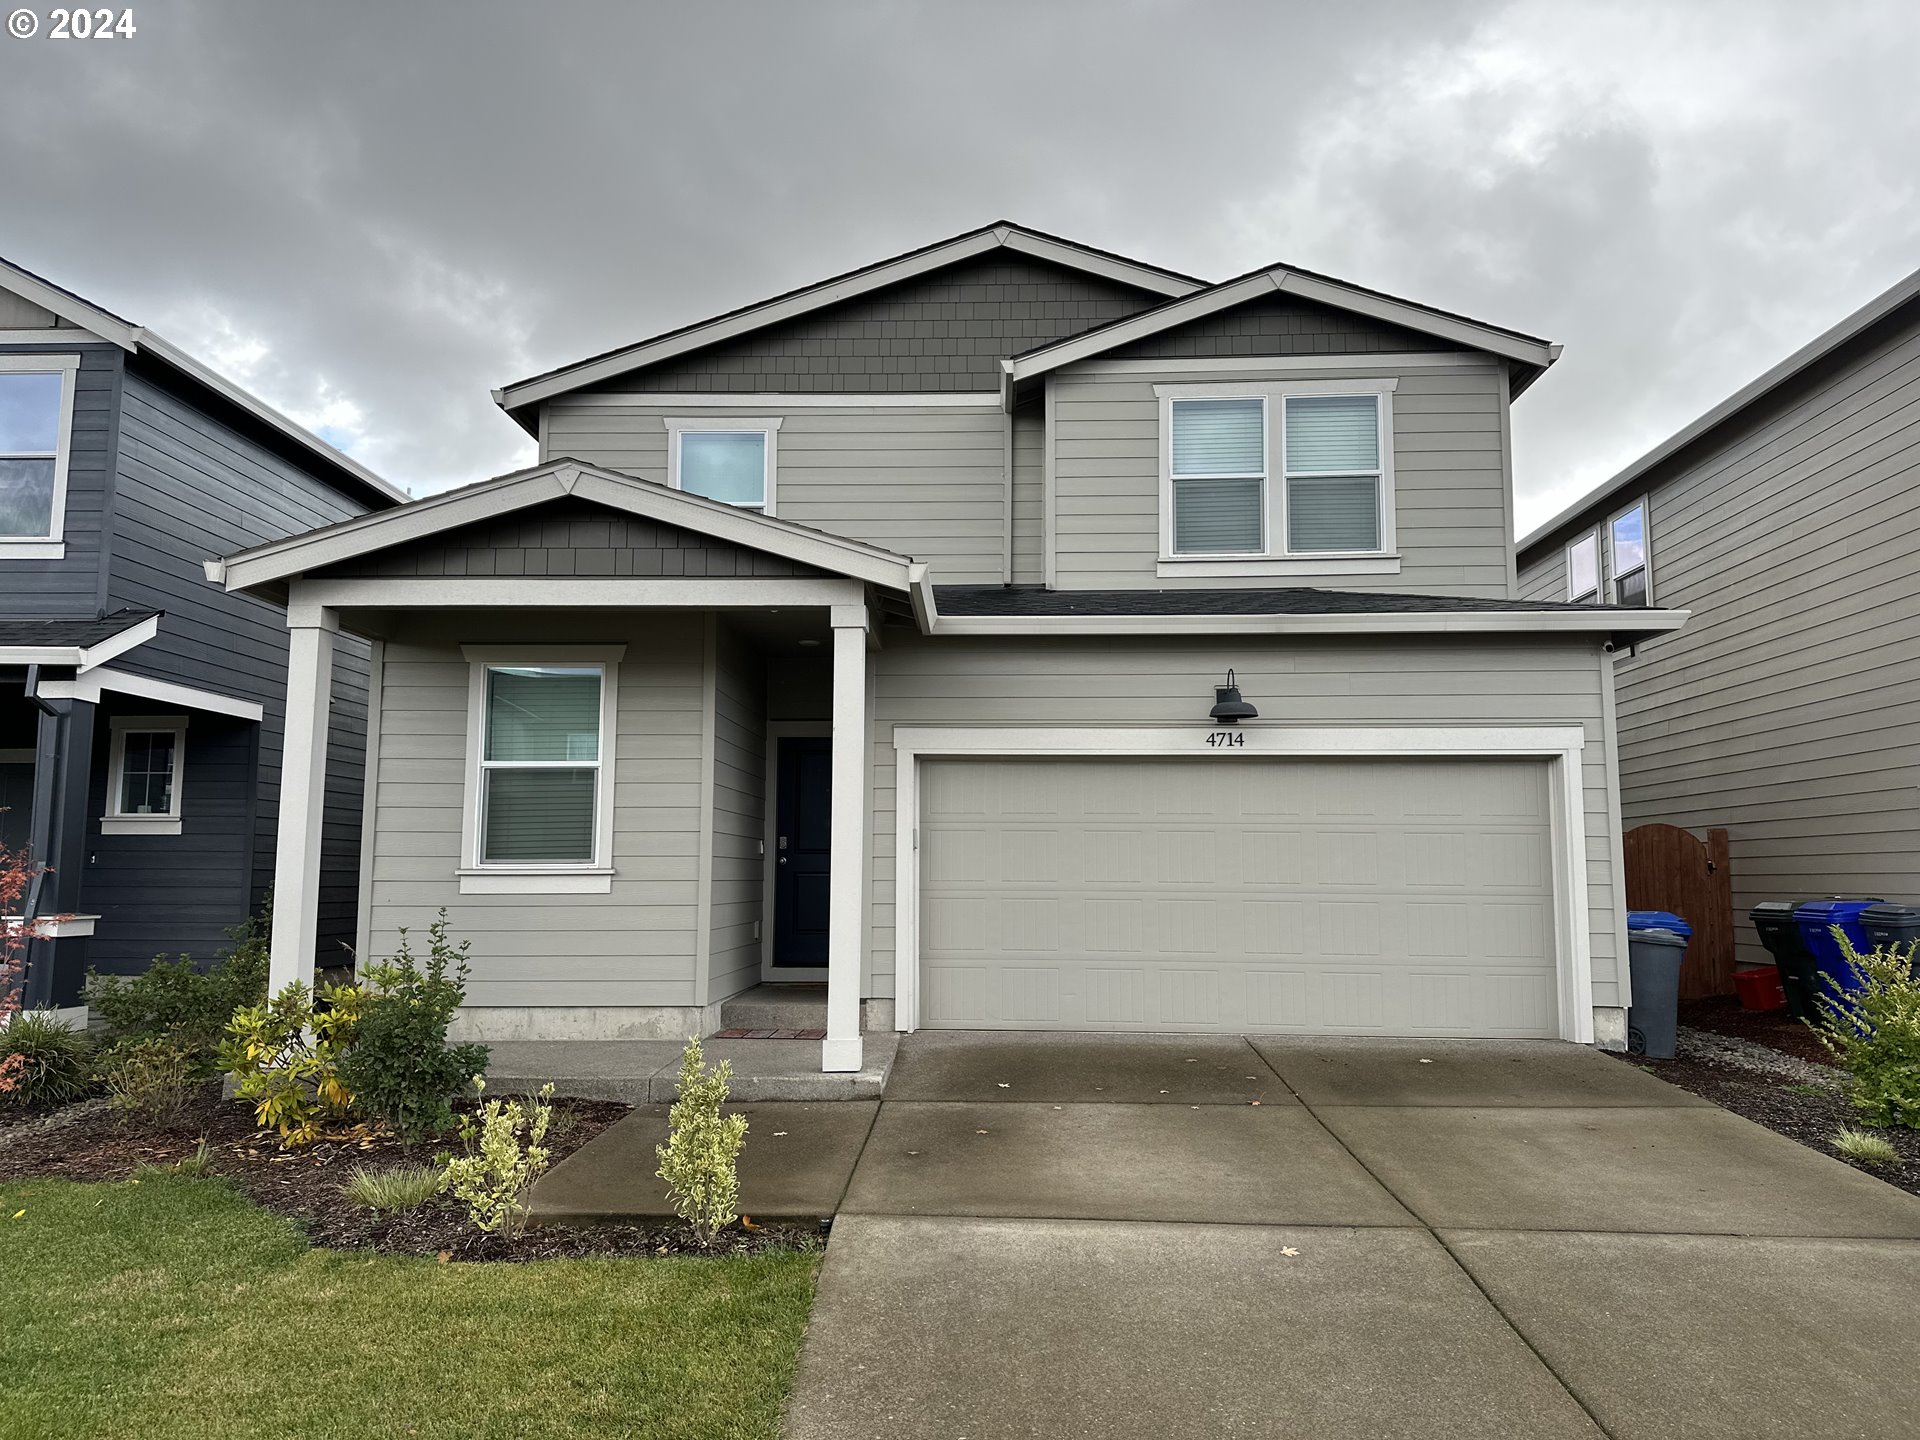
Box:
1105;293;1467;361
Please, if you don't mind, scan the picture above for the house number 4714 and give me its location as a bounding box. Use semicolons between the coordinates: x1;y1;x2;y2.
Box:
1204;731;1246;748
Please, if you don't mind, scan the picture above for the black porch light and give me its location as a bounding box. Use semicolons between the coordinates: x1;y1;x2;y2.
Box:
1208;669;1258;725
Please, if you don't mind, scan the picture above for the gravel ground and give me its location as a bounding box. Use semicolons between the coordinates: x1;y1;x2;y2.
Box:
1673;1025;1845;1090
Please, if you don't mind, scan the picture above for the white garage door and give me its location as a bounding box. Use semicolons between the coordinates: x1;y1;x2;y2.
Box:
918;757;1559;1037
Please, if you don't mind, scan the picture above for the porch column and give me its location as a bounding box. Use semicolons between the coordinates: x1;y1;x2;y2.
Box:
269;607;337;994
823;607;868;1073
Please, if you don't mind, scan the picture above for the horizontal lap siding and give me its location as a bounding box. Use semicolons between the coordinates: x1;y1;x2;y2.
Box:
0;343;118;614
709;624;766;1004
1517;547;1569;602
365;616;706;1007
1593;307;1920;964
864;633;1624;1007
1048;361;1512;595
545;400;1009;584
1010;403;1044;584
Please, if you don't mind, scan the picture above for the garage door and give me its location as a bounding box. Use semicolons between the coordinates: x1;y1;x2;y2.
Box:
918;757;1558;1037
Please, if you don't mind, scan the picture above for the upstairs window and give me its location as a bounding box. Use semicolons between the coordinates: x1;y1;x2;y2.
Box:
668;418;781;514
1609;501;1650;607
1567;532;1600;602
1283;395;1383;553
0;355;78;549
1170;397;1265;554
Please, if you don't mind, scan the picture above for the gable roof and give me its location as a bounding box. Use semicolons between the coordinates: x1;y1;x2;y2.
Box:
1518;261;1920;558
491;222;1206;424
0;254;408;510
208;457;926;595
1003;261;1560;392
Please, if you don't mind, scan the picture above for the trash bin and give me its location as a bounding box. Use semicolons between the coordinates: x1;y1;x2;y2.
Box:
1626;927;1688;1059
1862;902;1920;954
1751;900;1821;1024
1793;899;1882;1007
1732;964;1787;1012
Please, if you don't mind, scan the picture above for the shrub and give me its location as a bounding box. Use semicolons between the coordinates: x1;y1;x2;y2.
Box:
100;1036;198;1128
342;1163;444;1214
219;979;364;1147
440;1080;554;1238
85;910;271;1076
133;1139;215;1179
0;1011;95;1109
1814;932;1920;1129
1832;1125;1900;1167
337;915;488;1140
655;1037;748;1247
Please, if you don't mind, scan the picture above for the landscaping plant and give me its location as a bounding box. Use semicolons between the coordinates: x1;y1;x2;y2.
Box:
1831;1125;1900;1167
1814;931;1920;1129
440;1079;554;1237
0;839;59;1085
133;1139;216;1179
99;1036;198;1128
655;1037;748;1247
337;914;489;1139
342;1162;444;1214
85;909;271;1077
0;1010;95;1109
220;979;365;1147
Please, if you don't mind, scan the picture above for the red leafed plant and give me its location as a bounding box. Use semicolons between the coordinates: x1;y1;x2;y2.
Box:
0;839;55;1097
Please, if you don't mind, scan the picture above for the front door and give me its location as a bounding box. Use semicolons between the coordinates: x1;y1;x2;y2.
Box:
772;736;832;967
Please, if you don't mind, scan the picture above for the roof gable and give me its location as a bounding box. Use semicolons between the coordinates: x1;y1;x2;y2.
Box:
1101;290;1467;362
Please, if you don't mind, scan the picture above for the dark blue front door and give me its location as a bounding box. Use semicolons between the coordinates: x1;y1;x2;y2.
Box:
773;736;832;967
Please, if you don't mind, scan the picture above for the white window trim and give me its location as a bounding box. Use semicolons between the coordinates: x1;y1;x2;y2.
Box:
102;714;186;835
1606;498;1652;606
1156;378;1398;575
665;416;782;516
458;644;624;894
1566;531;1601;603
0;352;79;558
890;725;1595;1046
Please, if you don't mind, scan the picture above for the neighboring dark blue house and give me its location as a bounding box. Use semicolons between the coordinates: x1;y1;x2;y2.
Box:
0;257;406;1013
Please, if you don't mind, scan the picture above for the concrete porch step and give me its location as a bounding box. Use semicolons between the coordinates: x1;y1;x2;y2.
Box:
721;983;868;1032
485;1032;897;1105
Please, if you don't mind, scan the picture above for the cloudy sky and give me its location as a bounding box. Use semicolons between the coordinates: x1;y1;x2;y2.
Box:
2;0;1915;532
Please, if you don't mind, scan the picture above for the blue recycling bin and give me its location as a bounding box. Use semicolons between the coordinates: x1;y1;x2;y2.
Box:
1628;910;1693;942
1792;899;1882;1004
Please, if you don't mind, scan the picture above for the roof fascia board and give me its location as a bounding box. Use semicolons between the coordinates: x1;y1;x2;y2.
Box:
1518;265;1920;556
290;576;868;611
0;261;140;349
1274;273;1555;367
997;231;1202;298
557;391;1001;409
37;665;266;722
0;613;161;669
927;609;1688;638
1006;272;1282;380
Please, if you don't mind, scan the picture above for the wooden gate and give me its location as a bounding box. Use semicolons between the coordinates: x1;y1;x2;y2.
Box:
1623;824;1734;999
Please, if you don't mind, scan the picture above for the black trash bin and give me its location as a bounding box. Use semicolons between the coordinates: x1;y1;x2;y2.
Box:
1627;926;1688;1059
1862;903;1920;977
1751;900;1821;1024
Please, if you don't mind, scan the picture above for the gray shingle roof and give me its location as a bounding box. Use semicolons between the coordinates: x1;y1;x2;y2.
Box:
0;609;159;648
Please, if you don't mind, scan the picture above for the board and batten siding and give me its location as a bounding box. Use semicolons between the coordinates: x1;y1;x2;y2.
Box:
542;398;1009;584
1520;301;1920;967
863;633;1627;1009
708;622;767;1004
1047;359;1513;595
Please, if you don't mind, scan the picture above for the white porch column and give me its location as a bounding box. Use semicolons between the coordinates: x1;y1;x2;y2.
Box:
823;607;868;1073
269;606;338;994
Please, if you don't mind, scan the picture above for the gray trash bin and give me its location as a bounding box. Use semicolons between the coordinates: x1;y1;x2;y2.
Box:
1627;927;1688;1059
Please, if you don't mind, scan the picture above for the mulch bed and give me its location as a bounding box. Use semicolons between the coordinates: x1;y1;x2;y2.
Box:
0;1085;822;1263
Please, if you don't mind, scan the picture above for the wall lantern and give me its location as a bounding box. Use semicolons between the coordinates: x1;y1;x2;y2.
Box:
1208;670;1258;725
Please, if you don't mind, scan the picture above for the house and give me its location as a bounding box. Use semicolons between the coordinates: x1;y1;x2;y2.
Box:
211;222;1683;1071
0;258;406;1017
1518;264;1920;969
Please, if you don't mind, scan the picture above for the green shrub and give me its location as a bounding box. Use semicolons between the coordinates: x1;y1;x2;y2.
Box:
337;915;488;1140
85;910;270;1076
342;1163;444;1214
1832;1125;1900;1167
0;1011;95;1108
1815;932;1920;1129
219;979;364;1147
100;1036;198;1128
440;1080;554;1238
655;1037;748;1247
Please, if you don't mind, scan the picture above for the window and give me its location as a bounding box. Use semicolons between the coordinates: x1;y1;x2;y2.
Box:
104;716;187;835
1609;501;1650;607
1158;380;1397;572
668;418;781;514
1567;532;1601;601
460;647;622;892
0;354;79;553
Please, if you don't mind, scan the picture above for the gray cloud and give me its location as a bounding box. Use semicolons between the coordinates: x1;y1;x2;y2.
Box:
2;0;1914;530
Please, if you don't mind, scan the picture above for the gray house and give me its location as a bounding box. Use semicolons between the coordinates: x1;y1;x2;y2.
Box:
1518;264;1920;969
0;257;405;1015
212;222;1681;1072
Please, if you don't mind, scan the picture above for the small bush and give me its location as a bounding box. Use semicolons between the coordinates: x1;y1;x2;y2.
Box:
219;979;364;1147
1814;932;1920;1129
1832;1126;1900;1167
133;1139;215;1179
85;911;270;1076
337;914;488;1140
100;1036;198;1128
342;1163;444;1214
440;1080;554;1238
655;1037;748;1247
0;1011;95;1108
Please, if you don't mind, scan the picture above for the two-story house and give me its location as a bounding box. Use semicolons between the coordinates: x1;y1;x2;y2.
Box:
210;222;1682;1073
1518;263;1920;969
0;258;405;1017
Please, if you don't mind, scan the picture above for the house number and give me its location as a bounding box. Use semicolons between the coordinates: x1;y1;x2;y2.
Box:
1204;731;1246;748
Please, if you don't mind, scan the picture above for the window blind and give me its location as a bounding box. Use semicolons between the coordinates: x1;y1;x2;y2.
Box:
1284;395;1379;472
1287;475;1380;552
1284;395;1381;552
1171;398;1264;475
482;665;602;863
1174;476;1264;553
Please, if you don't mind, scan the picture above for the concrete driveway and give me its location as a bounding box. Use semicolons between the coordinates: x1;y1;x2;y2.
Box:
782;1032;1920;1440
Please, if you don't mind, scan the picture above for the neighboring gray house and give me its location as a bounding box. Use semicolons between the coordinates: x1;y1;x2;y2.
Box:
0;258;406;1015
1518;264;1920;969
212;222;1681;1071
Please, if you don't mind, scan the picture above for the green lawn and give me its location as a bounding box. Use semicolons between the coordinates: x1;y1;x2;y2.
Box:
0;1176;818;1440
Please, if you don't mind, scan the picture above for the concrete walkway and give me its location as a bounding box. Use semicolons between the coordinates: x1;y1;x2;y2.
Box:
779;1032;1920;1440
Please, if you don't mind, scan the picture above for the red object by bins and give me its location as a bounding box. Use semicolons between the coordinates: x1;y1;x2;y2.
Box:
1733;965;1787;1012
